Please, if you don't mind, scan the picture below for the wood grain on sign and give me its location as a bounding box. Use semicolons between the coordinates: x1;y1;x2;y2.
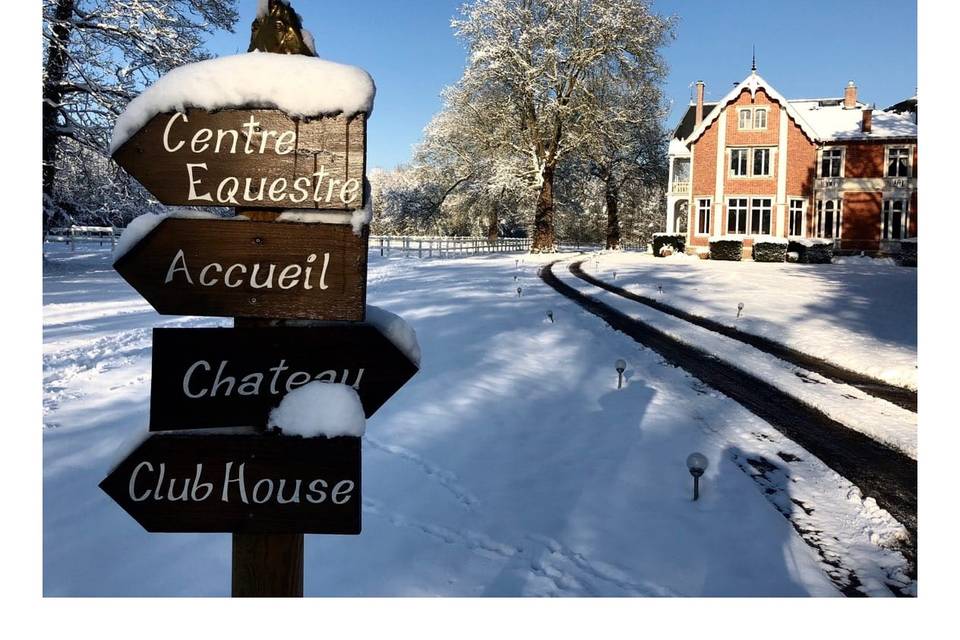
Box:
112;109;366;210
99;434;361;534
113;217;368;321
149;325;419;431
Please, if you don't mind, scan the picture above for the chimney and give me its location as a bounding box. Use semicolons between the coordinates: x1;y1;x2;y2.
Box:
695;81;705;125
861;107;873;134
844;81;858;109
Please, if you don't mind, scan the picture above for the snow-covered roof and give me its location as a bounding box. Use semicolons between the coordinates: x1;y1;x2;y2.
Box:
686;71;820;144
672;72;917;147
110;52;376;154
795;101;917;140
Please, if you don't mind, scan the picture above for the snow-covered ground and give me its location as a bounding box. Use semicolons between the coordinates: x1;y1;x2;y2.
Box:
581;252;917;391
42;243;912;596
558;257;917;458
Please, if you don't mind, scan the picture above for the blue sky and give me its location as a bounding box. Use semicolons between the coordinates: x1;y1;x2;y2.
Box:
209;0;917;170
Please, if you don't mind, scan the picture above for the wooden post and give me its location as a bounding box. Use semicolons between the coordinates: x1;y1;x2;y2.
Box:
231;207;304;598
232;533;304;597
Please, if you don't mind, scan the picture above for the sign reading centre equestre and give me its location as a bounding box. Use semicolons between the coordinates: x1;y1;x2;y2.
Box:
112;109;366;210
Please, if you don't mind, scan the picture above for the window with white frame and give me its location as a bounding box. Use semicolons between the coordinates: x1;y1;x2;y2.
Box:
727;198;748;234
788;199;805;236
730;148;749;176
753;148;771;176
882;199;909;239
820;148;843;178
729;147;775;178
750;198;772;235
697;198;711;235
886;147;911;178
815;199;842;238
753;108;767;130
738;109;752;130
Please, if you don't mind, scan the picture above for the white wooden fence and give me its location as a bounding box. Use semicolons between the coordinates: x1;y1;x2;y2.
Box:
370;235;532;258
46;225;121;249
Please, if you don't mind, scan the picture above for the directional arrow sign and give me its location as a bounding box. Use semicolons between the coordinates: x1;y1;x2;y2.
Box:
99;433;361;534
112;108;366;210
150;325;419;431
114;217;368;321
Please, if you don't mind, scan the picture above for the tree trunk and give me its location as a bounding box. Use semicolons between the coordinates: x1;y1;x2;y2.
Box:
486;209;499;243
530;164;556;253
42;0;76;236
605;178;621;250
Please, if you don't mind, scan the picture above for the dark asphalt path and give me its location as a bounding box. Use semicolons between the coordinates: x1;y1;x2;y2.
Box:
541;260;917;556
570;261;917;412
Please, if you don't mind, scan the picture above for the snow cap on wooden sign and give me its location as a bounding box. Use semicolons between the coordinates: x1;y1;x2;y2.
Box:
109;52;375;210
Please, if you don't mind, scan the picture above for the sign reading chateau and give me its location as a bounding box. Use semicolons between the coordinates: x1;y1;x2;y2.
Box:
114;217;368;321
99;433;361;534
112;109;366;210
149;326;419;431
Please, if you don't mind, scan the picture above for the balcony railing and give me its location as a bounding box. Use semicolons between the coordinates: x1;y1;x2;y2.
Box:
671;181;690;194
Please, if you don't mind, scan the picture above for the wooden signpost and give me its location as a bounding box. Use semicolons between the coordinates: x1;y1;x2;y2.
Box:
99;0;412;598
114;217;368;321
99;434;361;534
149;325;419;430
112;109;366;210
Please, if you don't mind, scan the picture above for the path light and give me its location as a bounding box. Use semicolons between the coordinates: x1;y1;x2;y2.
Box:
613;271;617;280
686;452;709;501
657;284;663;295
737;302;744;319
516;259;519;269
547;310;554;323
514;274;518;281
615;358;627;389
517;286;522;297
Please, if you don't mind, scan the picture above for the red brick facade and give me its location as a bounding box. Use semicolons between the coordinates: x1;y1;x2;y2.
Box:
670;73;917;255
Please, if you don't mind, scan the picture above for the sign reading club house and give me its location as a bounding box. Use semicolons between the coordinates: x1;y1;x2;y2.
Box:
112;108;366;209
150;326;419;431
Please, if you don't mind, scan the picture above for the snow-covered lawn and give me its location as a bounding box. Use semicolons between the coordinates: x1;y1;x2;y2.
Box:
582;252;917;391
42;244;911;596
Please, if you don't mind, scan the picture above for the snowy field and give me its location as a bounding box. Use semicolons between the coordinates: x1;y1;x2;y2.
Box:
42;243;912;597
582;253;917;391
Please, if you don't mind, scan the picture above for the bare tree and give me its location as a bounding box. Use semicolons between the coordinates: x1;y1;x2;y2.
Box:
450;0;674;252
42;0;238;233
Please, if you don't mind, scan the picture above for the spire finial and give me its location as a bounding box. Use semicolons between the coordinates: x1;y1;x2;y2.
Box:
751;45;756;73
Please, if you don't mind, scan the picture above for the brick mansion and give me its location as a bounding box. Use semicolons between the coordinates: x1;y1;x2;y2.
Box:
665;67;917;254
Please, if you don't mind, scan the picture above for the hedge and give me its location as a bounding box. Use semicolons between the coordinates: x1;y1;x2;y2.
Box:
652;233;685;257
752;238;788;263
787;239;833;264
709;238;743;261
901;239;917;267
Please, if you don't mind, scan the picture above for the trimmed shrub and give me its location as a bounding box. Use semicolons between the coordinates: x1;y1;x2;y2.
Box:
788;239;834;264
786;251;800;263
752;237;788;263
901;238;917;267
695;248;711;260
709;238;743;261
652;233;685;257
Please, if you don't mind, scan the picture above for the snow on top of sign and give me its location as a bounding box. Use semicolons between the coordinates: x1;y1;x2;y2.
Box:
792;238;835;247
366;305;421;367
109;52;376;153
277;179;373;235
113;209;246;263
268;381;365;438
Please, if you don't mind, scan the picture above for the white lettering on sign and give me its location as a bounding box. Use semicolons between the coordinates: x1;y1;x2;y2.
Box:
161;113;361;207
163;251;330;291
181;359;364;399
127;461;355;506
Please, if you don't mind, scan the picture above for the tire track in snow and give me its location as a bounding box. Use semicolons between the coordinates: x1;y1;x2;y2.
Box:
364;436;480;510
